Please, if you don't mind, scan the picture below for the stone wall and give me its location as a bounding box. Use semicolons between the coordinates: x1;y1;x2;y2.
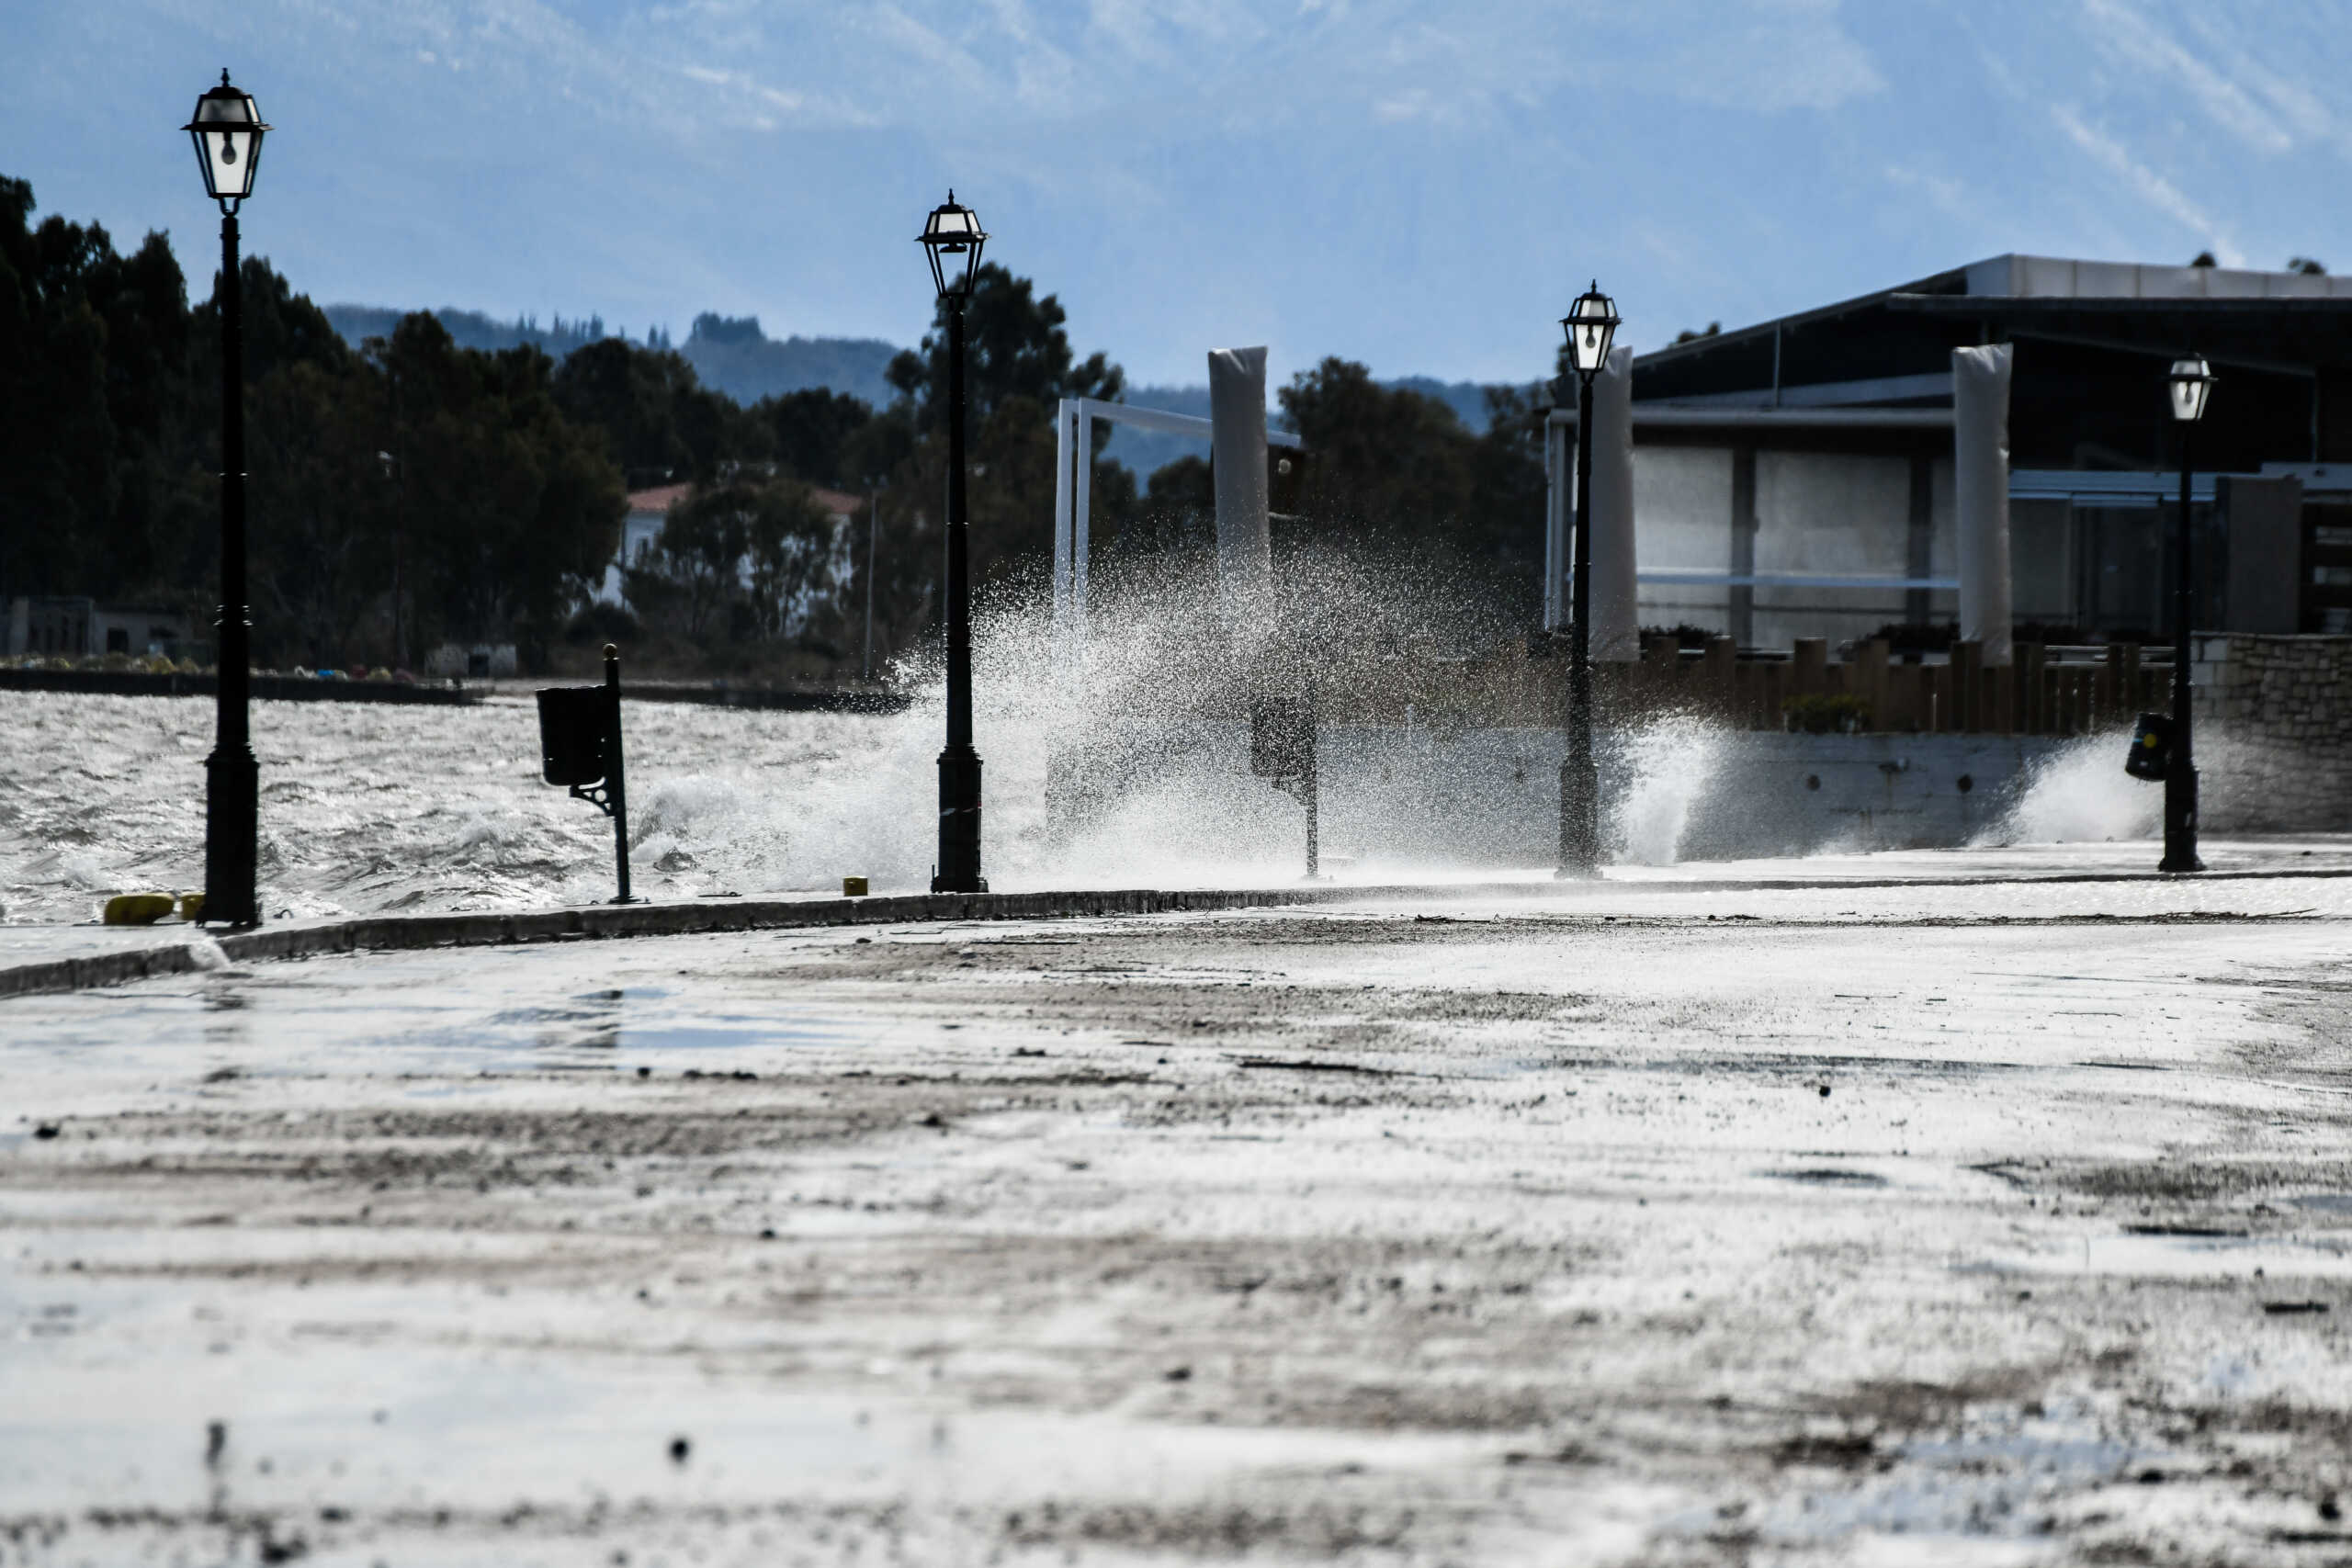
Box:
2192;635;2352;830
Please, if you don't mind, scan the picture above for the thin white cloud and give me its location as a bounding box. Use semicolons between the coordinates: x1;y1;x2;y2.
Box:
2050;102;2242;265
586;0;1884;135
2076;0;2292;154
1883;162;1975;226
1651;0;1884;112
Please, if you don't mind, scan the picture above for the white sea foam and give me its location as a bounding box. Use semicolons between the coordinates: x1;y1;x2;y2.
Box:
1982;731;2162;846
1610;715;1723;866
6;565;2199;923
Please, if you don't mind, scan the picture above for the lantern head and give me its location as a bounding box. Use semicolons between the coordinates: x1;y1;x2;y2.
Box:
918;192;987;303
1561;280;1621;379
2167;355;2215;423
185;71;268;207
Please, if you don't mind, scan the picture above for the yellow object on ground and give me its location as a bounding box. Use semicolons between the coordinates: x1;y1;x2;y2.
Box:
177;893;205;922
842;876;870;897
103;893;176;926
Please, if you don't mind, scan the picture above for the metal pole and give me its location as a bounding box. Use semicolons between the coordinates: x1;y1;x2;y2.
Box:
203;208;260;926
934;303;986;892
2162;427;2202;873
1304;677;1320;882
388;361;407;671
863;490;877;682
1557;369;1600;876
604;643;635;902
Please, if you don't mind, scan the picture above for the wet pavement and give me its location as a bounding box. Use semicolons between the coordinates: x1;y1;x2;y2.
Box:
5;858;2352;1563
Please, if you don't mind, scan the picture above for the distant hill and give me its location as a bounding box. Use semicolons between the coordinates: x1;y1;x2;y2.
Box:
677;314;899;411
322;304;628;361
1386;376;1509;433
318;306;1517;475
321;305;901;410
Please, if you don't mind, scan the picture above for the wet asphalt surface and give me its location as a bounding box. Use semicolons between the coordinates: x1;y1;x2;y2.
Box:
6;875;2352;1565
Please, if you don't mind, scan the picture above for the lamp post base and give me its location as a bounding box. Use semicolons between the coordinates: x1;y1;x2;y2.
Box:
1556;754;1600;879
202;745;261;927
2160;764;2203;874
933;744;987;894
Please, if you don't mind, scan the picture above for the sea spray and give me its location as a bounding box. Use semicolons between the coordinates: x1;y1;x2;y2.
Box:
1978;729;2160;845
1608;715;1725;866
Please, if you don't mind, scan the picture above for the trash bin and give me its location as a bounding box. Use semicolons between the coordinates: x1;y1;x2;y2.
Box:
537;686;610;786
2124;710;2173;782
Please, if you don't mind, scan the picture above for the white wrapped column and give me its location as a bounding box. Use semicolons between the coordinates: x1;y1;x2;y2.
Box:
1953;344;2013;666
1208;346;1272;613
1589;345;1639;661
1051;399;1075;641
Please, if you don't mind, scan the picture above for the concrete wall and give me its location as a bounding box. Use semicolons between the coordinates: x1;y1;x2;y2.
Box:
2193;634;2352;829
1058;719;2063;870
1673;732;2057;858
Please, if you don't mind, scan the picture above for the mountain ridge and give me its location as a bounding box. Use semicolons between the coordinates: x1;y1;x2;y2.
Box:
320;305;1523;476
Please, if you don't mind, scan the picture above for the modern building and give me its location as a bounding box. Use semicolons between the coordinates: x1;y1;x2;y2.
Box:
1554;254;2352;648
6;597;194;659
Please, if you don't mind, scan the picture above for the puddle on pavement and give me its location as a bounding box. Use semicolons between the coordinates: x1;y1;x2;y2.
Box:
468;985;859;1059
2294;1193;2352;1214
1723;1404;2168;1548
1761;1168;1891;1188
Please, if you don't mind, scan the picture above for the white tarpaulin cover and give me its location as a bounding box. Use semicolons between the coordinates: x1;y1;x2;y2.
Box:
1591;346;1638;662
1953;344;2014;667
1208;347;1272;607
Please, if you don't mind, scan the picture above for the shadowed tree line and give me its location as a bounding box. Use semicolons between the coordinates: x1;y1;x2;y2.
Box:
3;175;1558;678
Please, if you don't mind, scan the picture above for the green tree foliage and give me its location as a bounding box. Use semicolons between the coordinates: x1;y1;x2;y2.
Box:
0;176;205;605
867;264;1132;643
751;388;877;489
550;337;750;487
1109;375;1547;619
0;177;630;670
5;174;1554;677
375;315;625;650
887;264;1124;424
1277;358;1477;546
630;478;842;644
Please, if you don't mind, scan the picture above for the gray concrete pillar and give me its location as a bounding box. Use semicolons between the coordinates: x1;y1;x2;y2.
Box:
1590;346;1639;661
1208;346;1272;615
1953;344;2014;666
1730;446;1758;647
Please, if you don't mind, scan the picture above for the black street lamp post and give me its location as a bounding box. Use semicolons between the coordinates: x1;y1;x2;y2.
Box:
184;71;269;927
2162;355;2214;874
1556;281;1619;877
919;193;988;894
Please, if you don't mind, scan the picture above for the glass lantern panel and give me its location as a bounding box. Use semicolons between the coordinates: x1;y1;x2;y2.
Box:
2168;359;2211;422
205;128;259;197
1566;309;1615;374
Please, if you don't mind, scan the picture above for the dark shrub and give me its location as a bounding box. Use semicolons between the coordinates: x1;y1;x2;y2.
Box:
565;603;642;645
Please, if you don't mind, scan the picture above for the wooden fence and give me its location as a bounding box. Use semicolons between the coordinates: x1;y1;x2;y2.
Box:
1344;637;2174;737
1600;637;2170;736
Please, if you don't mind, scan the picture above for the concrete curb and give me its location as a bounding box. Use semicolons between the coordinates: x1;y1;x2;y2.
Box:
0;942;225;1000
6;864;2349;1003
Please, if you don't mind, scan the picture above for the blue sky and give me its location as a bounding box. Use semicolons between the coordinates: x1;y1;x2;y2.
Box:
8;1;2352;389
